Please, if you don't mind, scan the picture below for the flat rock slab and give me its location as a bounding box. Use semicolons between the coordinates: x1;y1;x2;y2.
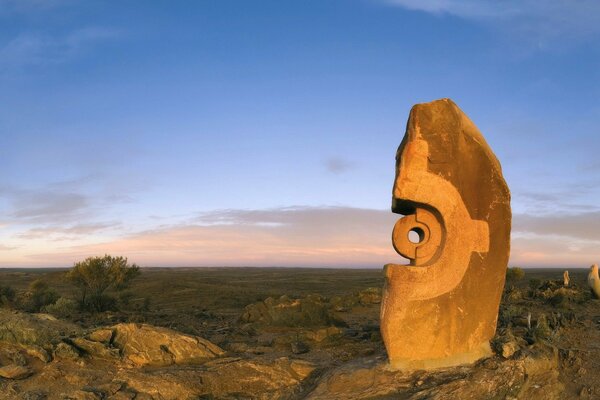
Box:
109;323;225;367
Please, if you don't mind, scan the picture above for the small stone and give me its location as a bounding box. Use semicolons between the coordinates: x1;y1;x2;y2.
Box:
23;390;47;400
0;364;31;379
24;345;52;363
54;342;81;359
501;341;520;359
291;341;309;354
87;328;114;344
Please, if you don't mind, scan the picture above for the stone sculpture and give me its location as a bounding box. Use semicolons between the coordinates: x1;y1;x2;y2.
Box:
563;270;570;287
380;98;511;370
587;264;600;298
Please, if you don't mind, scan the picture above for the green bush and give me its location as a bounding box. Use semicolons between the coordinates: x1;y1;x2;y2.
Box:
21;279;59;313
44;297;79;318
506;267;525;282
66;254;140;312
528;279;542;290
0;285;15;307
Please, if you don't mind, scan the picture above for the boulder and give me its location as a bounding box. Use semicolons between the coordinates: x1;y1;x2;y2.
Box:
71;337;120;360
54;342;81;359
111;323;224;367
0;364;31;380
241;294;340;327
87;328;114;344
0;310;81;347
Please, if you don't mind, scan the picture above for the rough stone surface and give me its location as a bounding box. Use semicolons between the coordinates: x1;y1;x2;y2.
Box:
382;98;511;369
564;270;570;286
122;356;316;400
587;264;600;298
0;309;81;347
0;364;31;380
71;337;120;360
241;294;339;327
306;346;562;399
111;323;224;367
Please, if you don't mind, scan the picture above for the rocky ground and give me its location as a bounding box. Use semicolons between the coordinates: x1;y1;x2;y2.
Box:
0;267;598;399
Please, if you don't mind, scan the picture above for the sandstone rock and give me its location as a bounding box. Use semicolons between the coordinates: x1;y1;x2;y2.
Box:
24;345;52;363
241;294;339;327
54;342;81;359
307;347;562;399
381;98;511;369
111;323;224;367
0;309;81;347
304;326;343;342
71;337;120;360
87;328;114;344
123;356;316;400
564;270;570;286
0;364;31;380
587;264;600;298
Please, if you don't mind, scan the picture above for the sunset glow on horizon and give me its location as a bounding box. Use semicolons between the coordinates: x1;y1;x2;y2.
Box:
1;1;599;268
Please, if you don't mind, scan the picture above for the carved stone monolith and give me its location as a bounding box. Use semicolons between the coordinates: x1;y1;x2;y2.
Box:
563;270;570;287
380;98;511;370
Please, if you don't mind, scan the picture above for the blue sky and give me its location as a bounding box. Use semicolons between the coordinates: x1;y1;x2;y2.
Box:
1;0;599;267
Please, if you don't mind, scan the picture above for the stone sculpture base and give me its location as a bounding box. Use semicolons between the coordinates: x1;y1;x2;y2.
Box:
386;340;491;371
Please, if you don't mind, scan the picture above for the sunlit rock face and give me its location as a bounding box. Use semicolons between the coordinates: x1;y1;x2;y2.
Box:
381;98;512;370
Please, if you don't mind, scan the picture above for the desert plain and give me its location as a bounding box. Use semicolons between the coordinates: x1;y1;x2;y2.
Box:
0;266;598;399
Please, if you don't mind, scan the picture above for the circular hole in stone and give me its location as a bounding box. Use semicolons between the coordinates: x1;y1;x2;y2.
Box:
408;227;425;244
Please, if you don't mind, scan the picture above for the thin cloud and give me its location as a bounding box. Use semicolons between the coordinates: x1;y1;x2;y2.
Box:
5;189;89;223
0;0;68;14
0;244;17;251
24;206;401;267
3;206;599;268
17;222;119;240
0;27;120;71
383;0;600;43
513;211;600;241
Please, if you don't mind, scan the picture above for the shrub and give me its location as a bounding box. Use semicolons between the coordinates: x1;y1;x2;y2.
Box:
44;297;79;318
66;254;140;312
21;279;59;313
506;267;525;282
528;279;542;290
0;285;16;307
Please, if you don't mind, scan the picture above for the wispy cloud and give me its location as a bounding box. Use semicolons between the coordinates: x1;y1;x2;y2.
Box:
513;211;600;241
22;206;400;267
17;222;120;240
4;205;597;268
0;27;120;71
383;0;600;44
0;0;68;14
2;187;89;223
0;244;17;251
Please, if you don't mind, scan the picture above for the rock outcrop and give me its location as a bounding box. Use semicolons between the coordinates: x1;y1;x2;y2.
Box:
108;323;225;367
241;295;340;327
0;309;81;347
306;346;562;399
